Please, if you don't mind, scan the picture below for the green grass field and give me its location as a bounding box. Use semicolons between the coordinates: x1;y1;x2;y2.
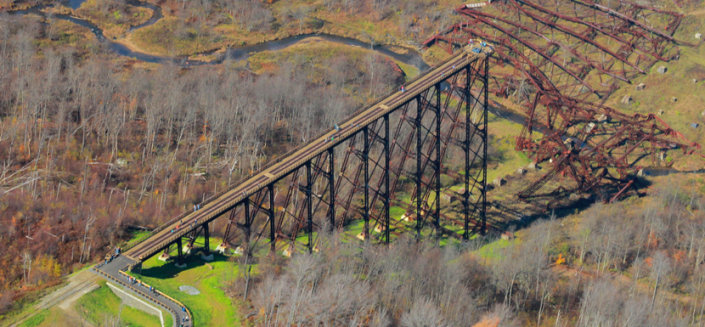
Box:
473;237;514;262
16;310;50;327
75;280;170;327
129;237;242;327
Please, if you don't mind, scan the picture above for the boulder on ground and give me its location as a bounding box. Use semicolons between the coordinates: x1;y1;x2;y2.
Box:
501;231;514;240
492;177;506;187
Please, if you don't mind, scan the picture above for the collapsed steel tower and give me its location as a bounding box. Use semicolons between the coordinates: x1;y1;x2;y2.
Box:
425;0;702;206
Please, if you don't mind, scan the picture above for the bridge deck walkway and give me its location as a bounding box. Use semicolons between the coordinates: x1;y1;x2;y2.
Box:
126;46;490;262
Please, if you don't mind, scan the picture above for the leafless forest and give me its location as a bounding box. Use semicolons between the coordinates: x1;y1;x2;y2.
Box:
0;12;402;312
2;0;705;325
237;180;705;326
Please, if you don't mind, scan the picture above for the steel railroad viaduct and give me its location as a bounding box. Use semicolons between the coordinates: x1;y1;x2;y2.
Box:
121;44;494;265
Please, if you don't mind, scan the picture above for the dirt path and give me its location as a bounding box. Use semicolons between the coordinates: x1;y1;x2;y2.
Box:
688;9;705;16
9;270;99;327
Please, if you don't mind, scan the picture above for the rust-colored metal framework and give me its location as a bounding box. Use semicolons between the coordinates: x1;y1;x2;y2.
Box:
424;0;702;206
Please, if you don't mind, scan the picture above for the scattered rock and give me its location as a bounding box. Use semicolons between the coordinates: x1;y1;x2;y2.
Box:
158;253;171;262
657;66;667;74
696;33;702;40
517;168;527;175
356;231;367;241
658;109;665;115
621;95;632;104
691;123;700;129
635;83;646;91
179;285;200;295
492;177;506;187
501;231;514;240
671;97;678;103
441;193;457;203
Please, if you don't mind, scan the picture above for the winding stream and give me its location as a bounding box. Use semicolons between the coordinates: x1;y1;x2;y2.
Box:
5;2;703;176
7;2;429;70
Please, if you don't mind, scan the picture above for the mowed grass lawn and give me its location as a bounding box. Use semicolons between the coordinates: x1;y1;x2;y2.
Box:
128;237;242;327
75;279;169;327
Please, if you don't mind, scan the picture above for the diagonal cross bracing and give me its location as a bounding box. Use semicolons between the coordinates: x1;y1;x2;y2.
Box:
124;47;492;261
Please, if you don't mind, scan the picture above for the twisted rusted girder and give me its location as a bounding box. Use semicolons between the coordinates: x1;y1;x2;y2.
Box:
423;0;701;206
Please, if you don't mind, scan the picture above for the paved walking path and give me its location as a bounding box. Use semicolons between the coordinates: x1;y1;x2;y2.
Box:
93;255;193;327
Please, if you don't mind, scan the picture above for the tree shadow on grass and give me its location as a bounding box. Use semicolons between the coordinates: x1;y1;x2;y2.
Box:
139;249;231;279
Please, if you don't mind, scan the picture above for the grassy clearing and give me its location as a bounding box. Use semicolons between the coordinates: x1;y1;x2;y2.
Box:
472;237;514;262
127;0;465;57
131;17;228;56
423;45;453;67
130;237;241;327
247;37;417;80
14;306;87;327
35;19;94;52
122;229;151;249
582;13;705;170
75;0;152;38
16;310;50;327
0;280;67;326
75;280;167;327
487;112;533;183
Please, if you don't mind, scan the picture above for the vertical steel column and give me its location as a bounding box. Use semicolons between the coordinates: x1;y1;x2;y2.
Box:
203;222;210;254
416;96;423;236
384;114;390;245
269;184;276;254
482;59;488;235
464;66;471;240
363;126;370;241
328;148;335;231
307;162;313;252
435;83;441;238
